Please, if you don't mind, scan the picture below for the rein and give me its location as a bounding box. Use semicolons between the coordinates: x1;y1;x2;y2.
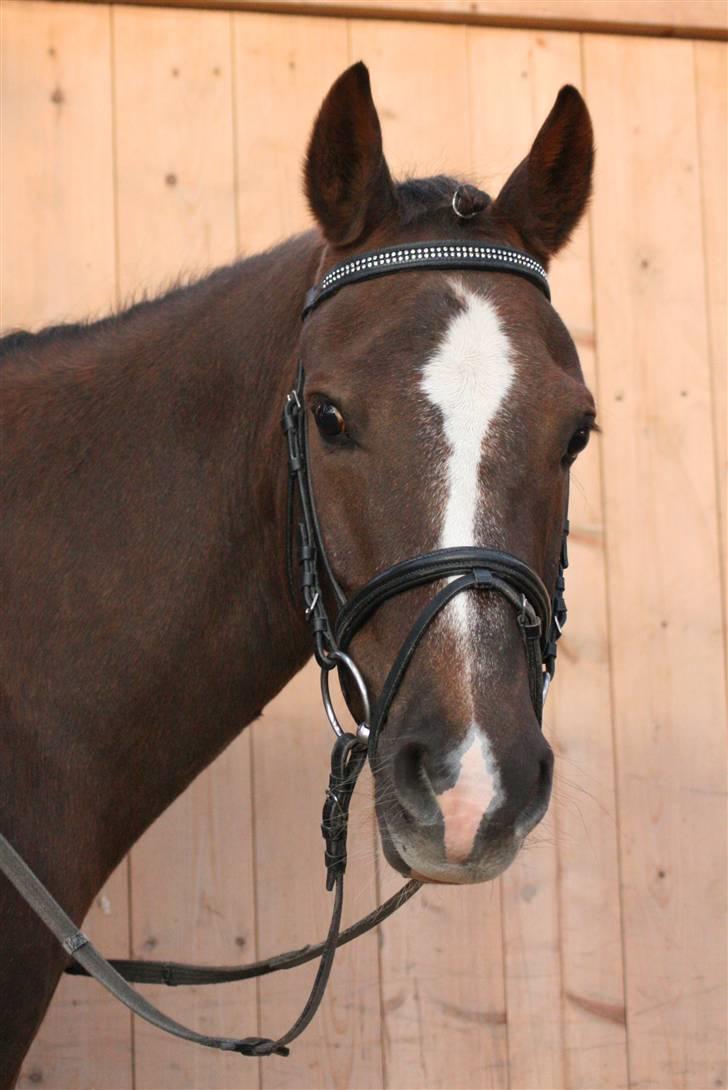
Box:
0;237;568;1059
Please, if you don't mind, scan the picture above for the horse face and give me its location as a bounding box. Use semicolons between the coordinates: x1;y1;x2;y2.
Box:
301;63;595;883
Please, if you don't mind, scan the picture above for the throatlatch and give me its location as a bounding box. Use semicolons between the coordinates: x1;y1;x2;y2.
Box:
1;236;570;1061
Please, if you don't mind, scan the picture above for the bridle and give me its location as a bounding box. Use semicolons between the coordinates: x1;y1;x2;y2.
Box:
0;236;569;1059
286;238;567;753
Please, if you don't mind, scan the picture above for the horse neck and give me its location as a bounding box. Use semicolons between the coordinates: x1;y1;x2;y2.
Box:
4;230;323;902
107;234;324;843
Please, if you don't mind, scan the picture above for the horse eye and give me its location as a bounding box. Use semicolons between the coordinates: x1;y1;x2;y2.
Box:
565;425;591;462
313;400;346;439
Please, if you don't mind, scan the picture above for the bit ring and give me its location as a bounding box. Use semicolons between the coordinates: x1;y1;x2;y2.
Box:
320;651;371;741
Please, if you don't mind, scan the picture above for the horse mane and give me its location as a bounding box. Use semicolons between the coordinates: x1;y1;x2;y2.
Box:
0;175;483;361
0;257;254;361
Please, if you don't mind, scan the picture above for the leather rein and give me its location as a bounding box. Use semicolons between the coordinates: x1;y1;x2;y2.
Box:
0;238;568;1059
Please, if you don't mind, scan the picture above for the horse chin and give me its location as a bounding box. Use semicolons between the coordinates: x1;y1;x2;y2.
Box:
376;807;522;886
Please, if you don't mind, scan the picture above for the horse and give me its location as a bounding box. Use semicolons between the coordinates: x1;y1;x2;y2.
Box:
0;60;595;1083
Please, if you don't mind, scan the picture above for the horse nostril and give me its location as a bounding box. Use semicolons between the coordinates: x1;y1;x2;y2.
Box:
517;745;554;835
392;740;441;825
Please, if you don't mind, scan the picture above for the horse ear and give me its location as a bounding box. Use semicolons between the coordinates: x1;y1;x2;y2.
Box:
305;62;396;247
492;85;594;266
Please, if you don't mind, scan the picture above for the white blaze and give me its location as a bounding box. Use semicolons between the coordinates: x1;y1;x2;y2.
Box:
437;726;502;861
420;281;515;650
420;281;514;858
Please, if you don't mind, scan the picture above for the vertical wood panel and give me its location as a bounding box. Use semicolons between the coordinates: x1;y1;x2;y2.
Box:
348;21;510;1090
253;667;385;1090
472;36;567;1083
694;42;727;678
113;6;238;292
232;15;385;1089
233;12;348;254
349;20;472;179
0;0;116;327
0;4;133;1087
584;34;727;1090
469;29;560;1090
17;867;132;1090
519;30;629;1090
111;8;258;1089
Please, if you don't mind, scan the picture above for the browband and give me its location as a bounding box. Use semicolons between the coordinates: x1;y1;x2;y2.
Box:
303;239;550;317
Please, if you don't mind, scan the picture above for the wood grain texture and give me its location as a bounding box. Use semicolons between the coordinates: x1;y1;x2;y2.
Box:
111;7;258;1088
113;5;238;296
0;0;116;329
0;5;132;1086
585;32;727;1090
232;11;346;251
694;41;727;681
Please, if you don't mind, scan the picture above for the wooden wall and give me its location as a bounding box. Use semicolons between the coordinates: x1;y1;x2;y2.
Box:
1;3;726;1087
87;0;728;40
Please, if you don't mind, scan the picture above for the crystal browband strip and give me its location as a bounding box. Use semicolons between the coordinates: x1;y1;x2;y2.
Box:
303;239;550;317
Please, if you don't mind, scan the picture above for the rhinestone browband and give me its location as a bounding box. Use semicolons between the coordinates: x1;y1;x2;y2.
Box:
303;239;550;317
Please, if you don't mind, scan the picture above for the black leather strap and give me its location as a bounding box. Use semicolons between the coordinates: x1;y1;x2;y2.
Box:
285;357;564;731
303;239;550;316
335;547;551;655
367;568;544;755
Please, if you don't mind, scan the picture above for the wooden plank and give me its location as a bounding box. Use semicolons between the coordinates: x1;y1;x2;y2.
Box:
90;0;728;42
0;4;133;1087
513;30;628;1090
475;27;627;1090
469;27;628;1089
0;0;116;330
232;11;347;252
17;867;132;1090
113;5;238;295
129;737;259;1090
110;7;256;1088
347;19;510;1090
694;42;727;678
253;665;385;1090
353;21;504;1090
584;33;727;1090
468;29;564;1089
232;14;385;1088
349;18;471;180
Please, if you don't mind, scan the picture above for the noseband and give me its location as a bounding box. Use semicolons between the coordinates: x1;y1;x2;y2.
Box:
1;237;571;1061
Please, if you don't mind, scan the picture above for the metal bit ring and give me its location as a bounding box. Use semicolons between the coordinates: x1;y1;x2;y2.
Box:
320;651;371;741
